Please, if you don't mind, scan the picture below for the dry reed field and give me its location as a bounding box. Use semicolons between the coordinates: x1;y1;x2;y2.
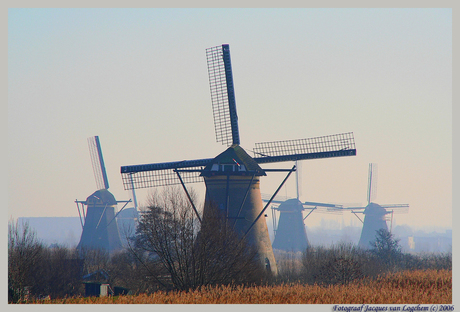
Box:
32;269;451;304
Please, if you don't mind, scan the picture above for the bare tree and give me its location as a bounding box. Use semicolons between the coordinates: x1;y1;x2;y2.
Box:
79;247;110;278
106;250;151;294
34;246;84;299
131;187;265;291
8;219;44;302
132;187;198;290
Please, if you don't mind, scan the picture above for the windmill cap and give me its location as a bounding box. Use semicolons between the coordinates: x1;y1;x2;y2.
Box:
85;189;117;206
364;202;387;215
201;145;266;177
275;198;304;212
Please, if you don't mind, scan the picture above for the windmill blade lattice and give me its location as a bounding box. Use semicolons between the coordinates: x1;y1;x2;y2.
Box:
88;136;110;190
367;163;378;204
263;194;343;214
379;204;410;214
331;204;408;212
206;44;240;146
253;132;356;164
121;158;212;190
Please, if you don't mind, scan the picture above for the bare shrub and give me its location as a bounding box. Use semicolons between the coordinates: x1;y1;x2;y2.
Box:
399;252;452;271
301;243;381;285
273;249;304;283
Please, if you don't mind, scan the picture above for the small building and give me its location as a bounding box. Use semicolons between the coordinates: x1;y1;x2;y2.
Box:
82;269;131;297
84;282;112;297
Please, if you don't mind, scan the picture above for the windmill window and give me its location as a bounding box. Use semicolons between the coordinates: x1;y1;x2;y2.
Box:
265;257;271;272
211;164;219;171
222;165;234;172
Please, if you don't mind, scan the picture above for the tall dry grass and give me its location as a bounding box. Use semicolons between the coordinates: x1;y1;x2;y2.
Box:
30;269;451;304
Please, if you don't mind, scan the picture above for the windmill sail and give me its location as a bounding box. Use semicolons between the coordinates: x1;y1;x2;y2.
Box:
121;158;212;189
295;160;302;200
337;204;409;211
206;44;240;146
88;136;109;190
253;132;356;164
367;163;378;204
127;173;138;210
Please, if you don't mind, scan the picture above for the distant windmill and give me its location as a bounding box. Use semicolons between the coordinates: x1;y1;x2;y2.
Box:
76;136;131;252
120;44;357;274
333;163;409;249
263;161;344;252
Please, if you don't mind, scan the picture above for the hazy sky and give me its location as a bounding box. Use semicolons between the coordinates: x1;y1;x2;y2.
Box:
8;8;452;231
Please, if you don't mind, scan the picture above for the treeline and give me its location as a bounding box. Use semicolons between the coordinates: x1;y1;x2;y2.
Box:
8;188;452;303
8;219;152;302
8;220;452;303
276;232;452;286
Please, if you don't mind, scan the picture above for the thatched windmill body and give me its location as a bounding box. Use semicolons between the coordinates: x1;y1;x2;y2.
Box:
263;162;344;252
334;163;409;249
76;136;131;252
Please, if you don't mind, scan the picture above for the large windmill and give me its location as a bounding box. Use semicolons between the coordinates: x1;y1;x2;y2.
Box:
334;163;409;249
120;44;357;274
264;161;344;252
76;136;131;252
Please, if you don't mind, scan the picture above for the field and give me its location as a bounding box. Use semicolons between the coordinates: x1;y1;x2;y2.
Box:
31;269;451;304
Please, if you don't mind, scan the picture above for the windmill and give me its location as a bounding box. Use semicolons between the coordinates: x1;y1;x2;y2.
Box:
333;163;409;249
120;44;357;274
263;161;344;252
76;136;131;252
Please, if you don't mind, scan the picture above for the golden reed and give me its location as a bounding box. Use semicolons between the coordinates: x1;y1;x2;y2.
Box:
30;269;451;304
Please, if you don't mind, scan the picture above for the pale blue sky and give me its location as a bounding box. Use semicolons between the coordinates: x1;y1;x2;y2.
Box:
8;8;452;230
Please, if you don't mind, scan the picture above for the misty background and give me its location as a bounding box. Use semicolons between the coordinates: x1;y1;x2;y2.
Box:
8;8;452;252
